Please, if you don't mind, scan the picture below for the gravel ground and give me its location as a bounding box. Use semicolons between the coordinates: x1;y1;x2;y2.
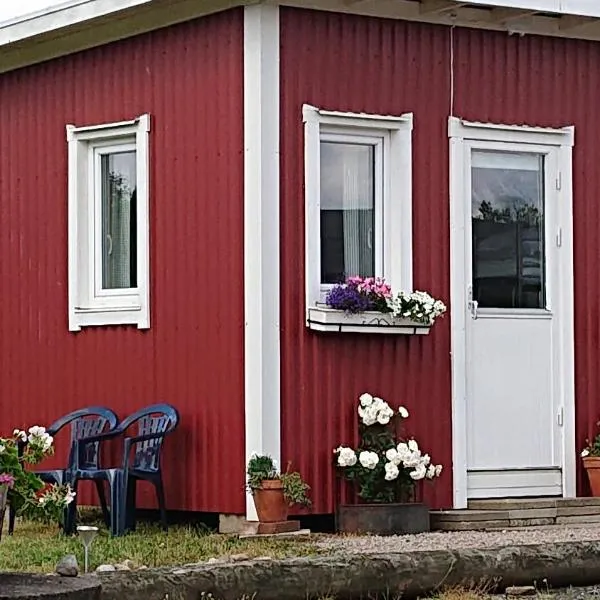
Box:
316;525;600;553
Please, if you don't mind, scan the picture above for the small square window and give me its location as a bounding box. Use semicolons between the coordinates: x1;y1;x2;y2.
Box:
66;115;150;331
303;105;413;322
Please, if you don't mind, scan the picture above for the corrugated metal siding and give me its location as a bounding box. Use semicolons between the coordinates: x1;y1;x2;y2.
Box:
280;7;600;512
0;9;246;514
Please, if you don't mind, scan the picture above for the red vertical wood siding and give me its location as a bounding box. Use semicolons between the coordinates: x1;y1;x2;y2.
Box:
0;9;246;513
280;7;600;512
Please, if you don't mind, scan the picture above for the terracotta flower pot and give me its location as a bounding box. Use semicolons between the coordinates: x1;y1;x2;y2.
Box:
583;456;600;496
252;480;288;523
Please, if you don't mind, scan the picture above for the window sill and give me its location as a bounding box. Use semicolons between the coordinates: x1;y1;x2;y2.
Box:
306;306;431;335
69;304;149;331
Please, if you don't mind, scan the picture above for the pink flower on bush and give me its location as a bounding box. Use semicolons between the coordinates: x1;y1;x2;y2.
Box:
0;473;15;488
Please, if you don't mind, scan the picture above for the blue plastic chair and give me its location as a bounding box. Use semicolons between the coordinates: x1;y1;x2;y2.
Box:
7;407;119;536
68;403;179;536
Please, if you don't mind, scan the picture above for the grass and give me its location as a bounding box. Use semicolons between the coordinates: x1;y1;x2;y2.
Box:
0;519;321;573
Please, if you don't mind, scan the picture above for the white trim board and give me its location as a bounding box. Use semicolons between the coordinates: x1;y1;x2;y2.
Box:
3;0;600;75
243;3;281;521
448;116;575;508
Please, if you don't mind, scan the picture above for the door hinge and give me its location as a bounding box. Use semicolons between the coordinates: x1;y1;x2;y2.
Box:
557;407;564;427
556;172;562;191
556;227;562;248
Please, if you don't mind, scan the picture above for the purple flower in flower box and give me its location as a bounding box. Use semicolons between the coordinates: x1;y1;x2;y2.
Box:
325;284;374;313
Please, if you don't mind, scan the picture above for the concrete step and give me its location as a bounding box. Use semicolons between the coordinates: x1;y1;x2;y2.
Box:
432;497;600;531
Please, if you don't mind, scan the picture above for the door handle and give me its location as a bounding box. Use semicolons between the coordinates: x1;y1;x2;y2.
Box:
468;299;478;320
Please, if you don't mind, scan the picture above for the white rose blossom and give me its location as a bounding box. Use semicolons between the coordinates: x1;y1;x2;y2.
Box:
408;439;419;452
426;465;436;479
384;462;400;481
336;446;357;467
398;406;409;418
410;463;427;480
582;449;591;458
359;393;373;407
358;451;379;470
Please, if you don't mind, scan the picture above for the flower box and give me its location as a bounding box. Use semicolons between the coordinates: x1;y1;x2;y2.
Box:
336;502;430;535
307;306;431;335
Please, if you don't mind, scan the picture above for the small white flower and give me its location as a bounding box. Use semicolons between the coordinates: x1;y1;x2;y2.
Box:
385;448;398;462
13;429;27;442
0;444;4;454
359;451;379;470
403;451;422;468
426;465;436;479
336;446;357;467
421;453;431;466
377;413;391;425
359;393;373;407
362;407;379;427
384;462;399;481
65;487;77;505
582;449;591;458
398;406;409;418
434;464;443;476
28;426;46;436
408;439;419;452
410;463;427;480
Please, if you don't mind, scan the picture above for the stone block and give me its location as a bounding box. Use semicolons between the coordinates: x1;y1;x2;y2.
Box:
432;519;509;531
509;518;555;527
557;497;600;507
507;508;557;520
557;505;600;516
468;499;557;510
431;509;509;522
556;514;600;524
256;520;300;535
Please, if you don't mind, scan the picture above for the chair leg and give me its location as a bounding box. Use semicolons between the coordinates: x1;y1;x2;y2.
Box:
126;478;137;532
8;503;16;536
155;477;168;532
64;480;79;535
94;480;110;529
108;472;125;537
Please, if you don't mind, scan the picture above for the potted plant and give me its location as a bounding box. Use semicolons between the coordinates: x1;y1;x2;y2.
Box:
246;454;311;523
307;276;447;335
0;426;76;538
581;423;600;496
333;393;442;535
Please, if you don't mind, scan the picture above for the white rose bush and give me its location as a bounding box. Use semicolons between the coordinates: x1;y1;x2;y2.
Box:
334;393;443;503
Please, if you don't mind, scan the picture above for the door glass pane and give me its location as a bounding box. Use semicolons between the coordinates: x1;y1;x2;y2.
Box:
101;151;137;289
471;150;545;309
320;141;375;284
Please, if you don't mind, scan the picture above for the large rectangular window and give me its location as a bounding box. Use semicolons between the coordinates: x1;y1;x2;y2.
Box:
303;105;413;319
67;115;150;331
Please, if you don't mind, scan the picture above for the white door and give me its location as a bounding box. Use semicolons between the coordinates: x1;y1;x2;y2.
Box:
449;118;575;502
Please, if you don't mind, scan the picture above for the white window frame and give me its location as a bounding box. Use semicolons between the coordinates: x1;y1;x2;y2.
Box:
66;114;150;332
303;104;413;323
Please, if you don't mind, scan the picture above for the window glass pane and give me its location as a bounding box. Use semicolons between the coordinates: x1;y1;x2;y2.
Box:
320;141;375;284
471;150;545;309
101;151;137;289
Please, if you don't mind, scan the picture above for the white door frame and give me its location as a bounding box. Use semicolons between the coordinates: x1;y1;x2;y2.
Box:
448;116;576;508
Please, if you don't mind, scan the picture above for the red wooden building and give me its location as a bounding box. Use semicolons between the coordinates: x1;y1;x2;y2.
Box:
1;0;599;525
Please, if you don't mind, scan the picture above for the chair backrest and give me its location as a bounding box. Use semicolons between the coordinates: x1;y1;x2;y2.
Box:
122;404;179;473
47;407;119;471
